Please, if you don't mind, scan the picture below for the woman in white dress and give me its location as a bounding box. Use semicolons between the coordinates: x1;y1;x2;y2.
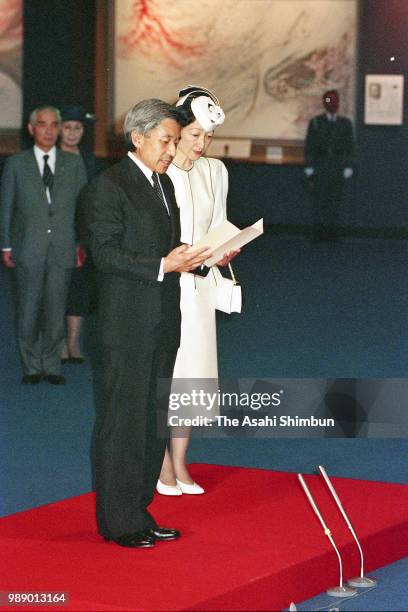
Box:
157;86;238;496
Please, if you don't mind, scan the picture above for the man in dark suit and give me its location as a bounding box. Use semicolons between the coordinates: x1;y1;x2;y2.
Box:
304;90;355;241
0;105;87;384
85;99;210;548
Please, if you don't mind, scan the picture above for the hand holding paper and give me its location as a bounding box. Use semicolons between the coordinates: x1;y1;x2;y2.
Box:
188;219;264;267
217;249;240;267
164;244;213;273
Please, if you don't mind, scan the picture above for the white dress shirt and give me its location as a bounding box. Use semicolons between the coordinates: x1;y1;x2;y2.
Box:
34;145;56;204
127;152;169;213
127;152;168;280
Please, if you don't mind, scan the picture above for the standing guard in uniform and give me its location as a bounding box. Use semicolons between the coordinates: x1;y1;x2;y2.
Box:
304;90;355;241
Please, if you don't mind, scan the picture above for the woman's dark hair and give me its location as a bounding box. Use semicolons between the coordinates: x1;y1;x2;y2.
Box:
176;99;196;126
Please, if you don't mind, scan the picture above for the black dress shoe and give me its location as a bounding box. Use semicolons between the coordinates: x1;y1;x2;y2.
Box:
104;532;155;548
69;356;86;364
146;527;180;541
21;374;43;385
44;374;66;385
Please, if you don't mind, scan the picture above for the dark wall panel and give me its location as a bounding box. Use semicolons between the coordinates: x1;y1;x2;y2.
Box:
355;0;408;230
22;0;96;146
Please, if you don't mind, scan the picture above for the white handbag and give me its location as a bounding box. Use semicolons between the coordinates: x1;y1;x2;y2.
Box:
201;158;242;314
213;264;242;314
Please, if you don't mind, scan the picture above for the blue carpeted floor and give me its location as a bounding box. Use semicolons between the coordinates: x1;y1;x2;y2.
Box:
218;235;408;378
1;234;407;610
294;556;408;611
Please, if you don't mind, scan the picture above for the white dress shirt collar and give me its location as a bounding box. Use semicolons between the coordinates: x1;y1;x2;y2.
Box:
127;153;167;281
33;145;57;173
127;151;155;186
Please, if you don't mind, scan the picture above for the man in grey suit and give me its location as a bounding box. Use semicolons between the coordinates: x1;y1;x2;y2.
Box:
0;105;87;384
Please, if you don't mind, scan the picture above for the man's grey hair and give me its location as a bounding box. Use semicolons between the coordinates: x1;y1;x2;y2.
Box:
123;98;184;149
29;105;61;125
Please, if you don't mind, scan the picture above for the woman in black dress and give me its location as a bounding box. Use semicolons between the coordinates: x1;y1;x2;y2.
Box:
59;105;96;363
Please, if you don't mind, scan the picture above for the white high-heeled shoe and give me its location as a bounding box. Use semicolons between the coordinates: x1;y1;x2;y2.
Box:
176;479;205;495
156;479;182;496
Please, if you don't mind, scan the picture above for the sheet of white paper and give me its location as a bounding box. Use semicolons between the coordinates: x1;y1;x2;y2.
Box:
188;218;264;267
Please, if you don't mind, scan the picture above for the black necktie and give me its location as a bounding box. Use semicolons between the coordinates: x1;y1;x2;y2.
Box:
42;154;53;191
152;172;169;215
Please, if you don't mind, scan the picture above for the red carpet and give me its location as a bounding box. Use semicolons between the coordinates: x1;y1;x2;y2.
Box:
1;464;407;611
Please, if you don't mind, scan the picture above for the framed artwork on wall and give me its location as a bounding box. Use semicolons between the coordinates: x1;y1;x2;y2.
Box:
364;74;404;125
95;0;357;162
0;0;23;154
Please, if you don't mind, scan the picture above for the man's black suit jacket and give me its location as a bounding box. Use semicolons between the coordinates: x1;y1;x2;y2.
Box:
84;156;181;352
305;114;355;172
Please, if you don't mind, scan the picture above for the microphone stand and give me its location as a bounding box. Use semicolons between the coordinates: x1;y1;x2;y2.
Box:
317;466;377;588
298;474;356;597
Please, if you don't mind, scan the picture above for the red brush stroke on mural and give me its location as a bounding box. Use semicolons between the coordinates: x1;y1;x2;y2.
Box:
0;0;22;44
119;0;204;68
